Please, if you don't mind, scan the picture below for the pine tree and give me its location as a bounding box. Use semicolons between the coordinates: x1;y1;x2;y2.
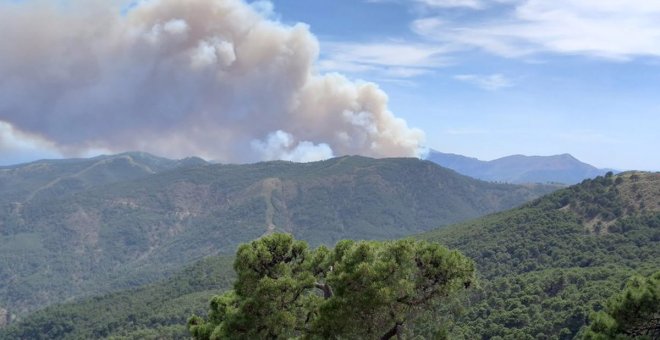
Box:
188;233;475;339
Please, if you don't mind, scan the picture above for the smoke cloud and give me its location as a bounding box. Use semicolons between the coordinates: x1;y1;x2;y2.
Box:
0;0;425;162
0;121;61;165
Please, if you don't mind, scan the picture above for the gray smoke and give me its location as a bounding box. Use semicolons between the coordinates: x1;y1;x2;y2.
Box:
0;0;425;162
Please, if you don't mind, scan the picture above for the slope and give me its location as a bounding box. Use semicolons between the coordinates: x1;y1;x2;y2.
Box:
427;150;610;184
4;172;656;340
0;155;556;321
419;171;659;338
0;256;235;340
0;152;207;205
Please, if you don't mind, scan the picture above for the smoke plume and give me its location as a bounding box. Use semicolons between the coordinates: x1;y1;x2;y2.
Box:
0;0;425;162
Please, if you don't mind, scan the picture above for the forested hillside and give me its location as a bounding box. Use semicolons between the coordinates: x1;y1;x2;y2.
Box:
0;152;207;205
420;171;659;338
0;155;555;321
0;256;235;340
4;172;656;339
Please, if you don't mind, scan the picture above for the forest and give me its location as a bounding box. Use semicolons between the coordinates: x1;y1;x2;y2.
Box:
2;171;657;339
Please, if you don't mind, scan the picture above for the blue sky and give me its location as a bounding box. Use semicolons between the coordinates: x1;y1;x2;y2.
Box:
0;0;658;170
264;0;660;170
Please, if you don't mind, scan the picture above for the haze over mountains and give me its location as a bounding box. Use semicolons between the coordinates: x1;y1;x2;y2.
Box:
0;153;557;321
427;150;613;184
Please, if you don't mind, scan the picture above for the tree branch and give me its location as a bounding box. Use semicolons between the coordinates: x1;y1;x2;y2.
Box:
380;322;403;340
314;282;334;299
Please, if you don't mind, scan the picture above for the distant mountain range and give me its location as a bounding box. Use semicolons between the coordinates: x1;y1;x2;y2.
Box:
426;150;614;184
0;153;558;320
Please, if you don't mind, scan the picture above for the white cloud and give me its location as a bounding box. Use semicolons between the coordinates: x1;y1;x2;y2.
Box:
366;0;487;9
454;73;514;90
190;39;236;69
251;130;334;162
249;0;278;19
415;0;485;9
162;19;190;35
319;41;454;78
412;0;660;59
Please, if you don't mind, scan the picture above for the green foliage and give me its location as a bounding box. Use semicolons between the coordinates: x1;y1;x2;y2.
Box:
0;256;235;340
420;173;660;338
0;152;202;205
5;169;657;339
449;266;648;339
584;271;660;339
0;155;554;318
188;234;475;339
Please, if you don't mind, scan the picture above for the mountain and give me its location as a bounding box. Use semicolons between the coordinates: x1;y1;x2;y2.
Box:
0;152;207;205
427;150;611;184
0;154;557;322
3;171;656;339
419;171;659;338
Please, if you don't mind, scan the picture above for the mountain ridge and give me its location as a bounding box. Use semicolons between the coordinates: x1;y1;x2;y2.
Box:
427;149;613;184
0;152;208;205
0;154;557;320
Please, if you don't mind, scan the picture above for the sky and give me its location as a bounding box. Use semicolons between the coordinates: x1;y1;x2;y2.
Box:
267;0;660;171
0;0;658;171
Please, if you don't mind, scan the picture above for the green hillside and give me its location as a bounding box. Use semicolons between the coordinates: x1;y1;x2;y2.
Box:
0;256;235;340
4;172;656;339
0;155;554;321
419;171;659;338
0;152;207;204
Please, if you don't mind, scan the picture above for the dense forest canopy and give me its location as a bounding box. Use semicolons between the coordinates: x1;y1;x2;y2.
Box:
584;271;660;339
420;172;660;338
